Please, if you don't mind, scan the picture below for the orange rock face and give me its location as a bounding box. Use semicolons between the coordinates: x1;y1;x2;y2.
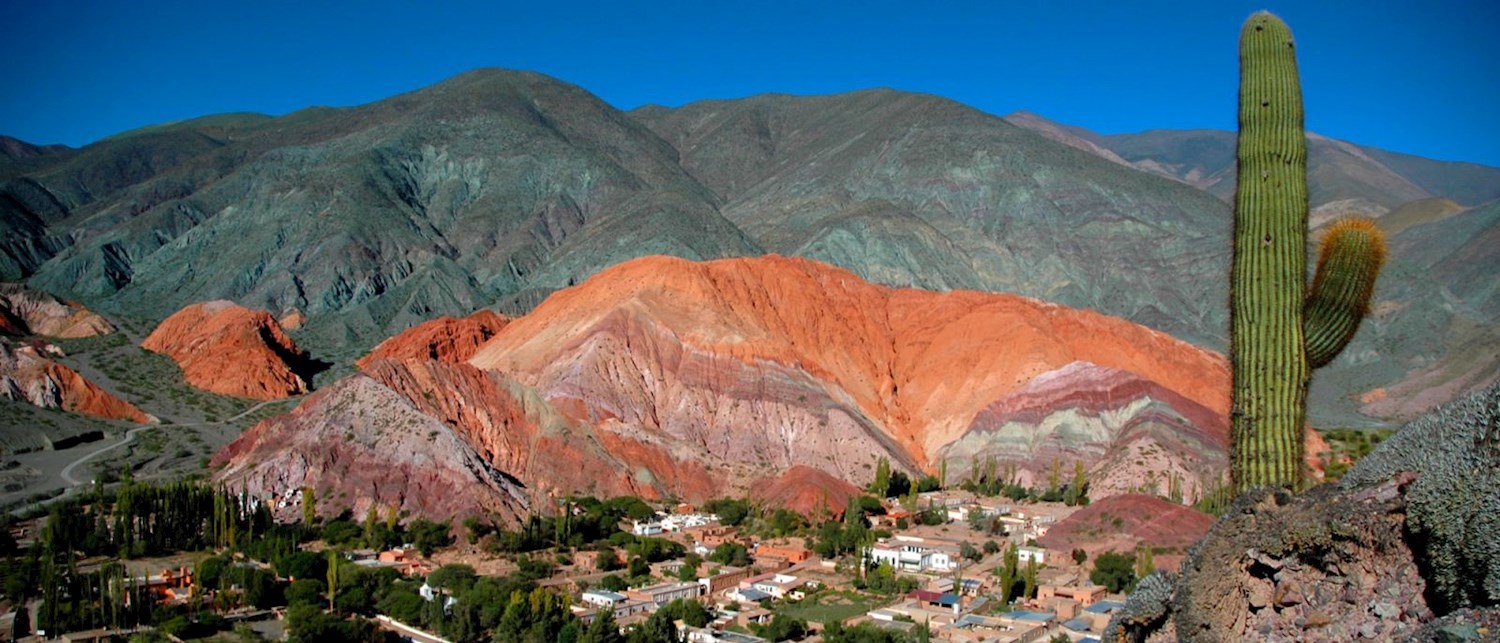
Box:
471;255;1231;493
217;255;1295;523
142;301;311;400
357;310;508;369
0;284;116;338
1;339;150;423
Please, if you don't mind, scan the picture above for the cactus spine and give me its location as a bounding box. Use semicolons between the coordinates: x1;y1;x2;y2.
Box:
1230;12;1386;492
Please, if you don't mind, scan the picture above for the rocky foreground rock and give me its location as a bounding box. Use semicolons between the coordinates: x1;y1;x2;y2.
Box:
1105;381;1500;642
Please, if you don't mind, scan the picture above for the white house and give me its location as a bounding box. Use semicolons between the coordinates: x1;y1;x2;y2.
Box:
659;513;720;532
866;535;960;573
744;573;806;599
418;582;458;611
582;590;628;608
632;520;664;536
1018;546;1047;565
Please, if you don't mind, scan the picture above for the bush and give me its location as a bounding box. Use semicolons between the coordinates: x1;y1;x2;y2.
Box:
1090;551;1136;593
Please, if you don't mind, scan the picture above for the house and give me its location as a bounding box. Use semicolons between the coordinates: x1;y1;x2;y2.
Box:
681;625;768;642
574;599;652;624
625;581;704;607
698;566;752;595
1037;584;1107;607
632;520;664;536
1063;616;1095;634
659;513;719;532
1018;545;1047;565
866;535;961;573
870;509;913;528
418;582;458;611
690;525;747;549
944;614;1049;643
582;590;629;608
378;548;432;576
741;572;805;599
1040;595;1082;620
733;606;773;627
1081;600;1127;631
726;586;771;604
908;589;961;615
753;543;811;565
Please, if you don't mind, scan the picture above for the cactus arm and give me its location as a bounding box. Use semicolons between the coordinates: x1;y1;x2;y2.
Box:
1304;218;1388;368
1230;11;1311;491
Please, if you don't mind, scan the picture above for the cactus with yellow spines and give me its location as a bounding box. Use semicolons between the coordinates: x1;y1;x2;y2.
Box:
1230;12;1387;492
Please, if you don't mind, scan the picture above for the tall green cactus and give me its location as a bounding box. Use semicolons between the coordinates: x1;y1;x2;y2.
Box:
1230;12;1386;492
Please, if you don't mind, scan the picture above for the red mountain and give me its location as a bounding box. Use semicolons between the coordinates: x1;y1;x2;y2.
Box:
215;255;1264;522
142;301;311;400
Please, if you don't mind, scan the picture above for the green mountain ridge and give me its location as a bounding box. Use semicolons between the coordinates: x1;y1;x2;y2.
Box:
2;68;1495;426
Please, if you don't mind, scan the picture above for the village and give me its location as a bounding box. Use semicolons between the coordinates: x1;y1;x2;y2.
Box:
6;480;1162;643
543;490;1124;643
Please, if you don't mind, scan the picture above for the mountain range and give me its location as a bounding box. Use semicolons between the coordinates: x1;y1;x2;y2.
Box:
3;68;1496;433
214;255;1252;522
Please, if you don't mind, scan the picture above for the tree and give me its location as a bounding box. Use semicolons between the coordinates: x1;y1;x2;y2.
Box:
1023;558;1038;599
377;586;423;624
996;543;1019;602
407;519;451;556
1065;461;1090;506
627;608;681;643
871;458;891;498
709;542;750;567
426;564;477;592
581;608;625;643
1090;550;1136;593
594;545;622;571
301;487;317;525
656;599;710;628
11;600;28;639
598;575;628;592
1071;548;1088;565
627;556;650;581
285;579;326;607
755;613;809;641
959;541;982;563
1135;545;1156;579
983;540;1000;555
887;471;912;499
702;498;751;527
677;554;701;582
325;549;339;611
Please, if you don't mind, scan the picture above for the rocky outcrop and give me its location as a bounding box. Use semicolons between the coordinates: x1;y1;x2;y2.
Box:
0;338;150;423
357;310;508;368
1105;382;1500;642
211;374;530;523
0;284;115;338
142;301;312;400
750;466;863;521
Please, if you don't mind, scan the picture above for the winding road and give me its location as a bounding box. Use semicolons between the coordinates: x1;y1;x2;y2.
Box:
56;398;287;487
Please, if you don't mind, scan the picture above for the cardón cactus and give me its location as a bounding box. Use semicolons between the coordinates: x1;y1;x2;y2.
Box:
1230;12;1385;492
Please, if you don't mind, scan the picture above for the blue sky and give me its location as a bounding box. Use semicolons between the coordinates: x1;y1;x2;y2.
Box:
4;0;1497;166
